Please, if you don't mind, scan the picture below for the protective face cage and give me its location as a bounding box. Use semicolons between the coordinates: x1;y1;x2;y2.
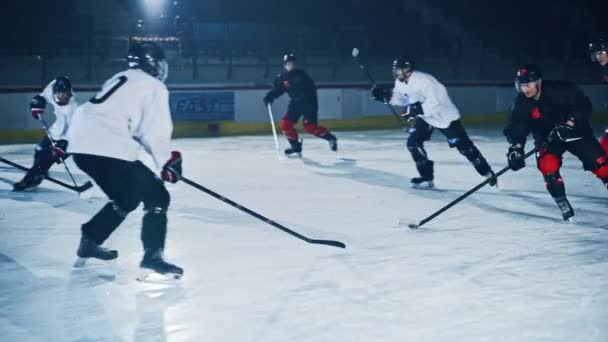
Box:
589;41;607;62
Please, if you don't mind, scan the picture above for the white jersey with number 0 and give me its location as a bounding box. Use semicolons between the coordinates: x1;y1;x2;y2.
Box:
68;69;173;170
389;70;460;129
41;80;79;140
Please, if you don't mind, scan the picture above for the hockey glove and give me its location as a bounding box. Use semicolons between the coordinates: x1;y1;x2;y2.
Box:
161;151;183;183
52;140;68;163
30;95;47;119
263;94;274;107
550;123;578;143
403;102;423;118
371;86;392;103
507;145;525;171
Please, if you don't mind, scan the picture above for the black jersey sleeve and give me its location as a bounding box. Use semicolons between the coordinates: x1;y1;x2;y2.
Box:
264;74;286;103
504;97;531;146
559;82;592;124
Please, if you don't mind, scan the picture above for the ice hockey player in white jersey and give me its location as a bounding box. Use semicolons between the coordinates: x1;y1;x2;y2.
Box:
68;42;183;278
371;56;496;189
13;76;79;191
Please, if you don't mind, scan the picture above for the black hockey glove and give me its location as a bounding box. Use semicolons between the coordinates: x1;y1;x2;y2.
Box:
30;95;47;119
371;86;392;103
402;102;423;118
550;123;579;143
263;94;274;107
161;151;183;183
507;145;525;171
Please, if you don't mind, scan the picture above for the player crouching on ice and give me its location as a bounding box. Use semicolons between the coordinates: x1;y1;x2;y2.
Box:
505;64;608;221
371;56;496;189
68;42;183;278
13;77;78;191
263;54;338;157
588;38;608;155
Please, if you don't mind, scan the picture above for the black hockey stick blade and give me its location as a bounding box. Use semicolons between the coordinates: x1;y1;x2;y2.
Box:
308;239;346;249
180;176;346;249
75;181;94;193
408;223;420;229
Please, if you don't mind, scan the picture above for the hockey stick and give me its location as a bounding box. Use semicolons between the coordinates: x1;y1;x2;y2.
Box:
266;104;282;158
352;48;408;129
0;156;93;193
36;116;80;188
407;144;547;229
180;176;346;249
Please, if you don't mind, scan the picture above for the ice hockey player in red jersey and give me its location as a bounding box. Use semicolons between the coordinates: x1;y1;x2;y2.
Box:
68;42;183;278
371;56;496;189
263;54;338;157
13;77;78;191
588;38;608;154
505;64;608;221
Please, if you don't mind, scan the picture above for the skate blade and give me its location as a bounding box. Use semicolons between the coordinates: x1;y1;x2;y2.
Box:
411;181;434;190
73;257;88;268
285;153;302;158
137;270;182;283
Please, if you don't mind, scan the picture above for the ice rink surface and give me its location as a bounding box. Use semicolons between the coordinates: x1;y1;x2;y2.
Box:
1;128;607;342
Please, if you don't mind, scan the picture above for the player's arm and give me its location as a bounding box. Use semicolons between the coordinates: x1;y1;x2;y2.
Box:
548;83;592;142
504;100;530;171
135;83;175;172
29;81;54;119
565;83;592;125
263;75;286;105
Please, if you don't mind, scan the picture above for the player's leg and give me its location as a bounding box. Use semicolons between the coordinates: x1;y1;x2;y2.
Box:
406;117;435;188
302;111;338;152
536;143;573;220
280;109;303;156
135;162;182;276
566;136;608;190
440;120;497;186
73;154;142;260
13;137;55;191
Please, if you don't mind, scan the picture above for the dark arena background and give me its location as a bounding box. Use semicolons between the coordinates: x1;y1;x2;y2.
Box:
0;1;607;341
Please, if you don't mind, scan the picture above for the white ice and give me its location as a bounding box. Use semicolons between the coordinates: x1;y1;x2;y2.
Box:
0;129;607;342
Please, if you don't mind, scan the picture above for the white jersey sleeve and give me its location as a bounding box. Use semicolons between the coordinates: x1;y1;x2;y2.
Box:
134;82;173;169
389;80;410;107
40;80;79;140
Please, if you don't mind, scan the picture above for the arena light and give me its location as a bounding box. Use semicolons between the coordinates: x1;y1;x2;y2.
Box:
142;0;165;17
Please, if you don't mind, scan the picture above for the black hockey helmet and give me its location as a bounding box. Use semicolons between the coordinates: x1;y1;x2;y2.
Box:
128;41;169;82
52;76;72;95
52;76;72;105
392;56;415;72
589;37;608;62
515;64;542;91
283;53;297;64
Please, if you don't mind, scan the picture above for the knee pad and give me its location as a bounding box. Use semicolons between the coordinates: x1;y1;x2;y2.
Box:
143;185;170;213
280;118;294;132
592;155;608;179
280;119;298;141
111;200;137;217
538;154;561;175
